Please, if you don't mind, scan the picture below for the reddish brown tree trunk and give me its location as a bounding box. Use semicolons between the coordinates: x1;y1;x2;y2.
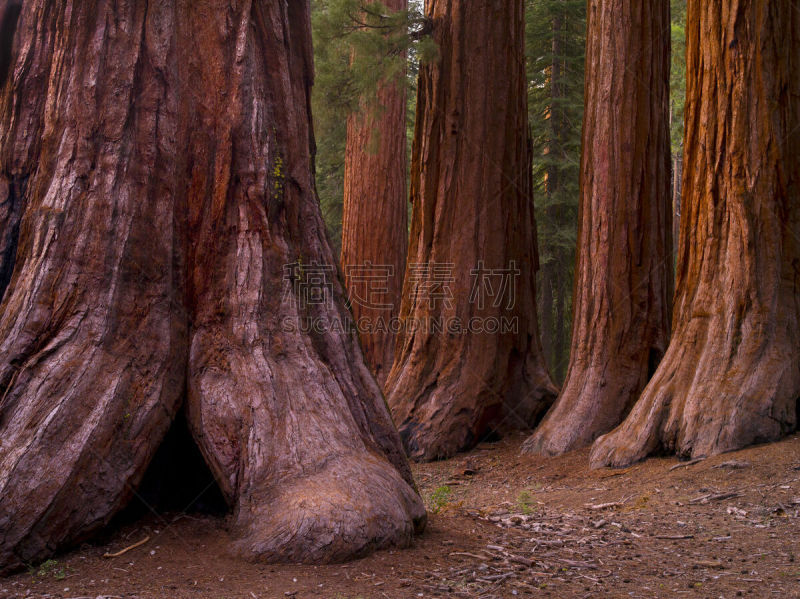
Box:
182;0;424;564
591;0;800;468
385;0;557;461
340;0;408;388
524;0;673;456
0;0;423;573
0;0;187;572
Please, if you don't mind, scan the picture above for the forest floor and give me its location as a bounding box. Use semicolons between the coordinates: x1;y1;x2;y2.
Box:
2;432;799;599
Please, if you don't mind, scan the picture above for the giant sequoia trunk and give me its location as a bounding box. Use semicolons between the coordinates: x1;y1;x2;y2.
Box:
591;0;800;468
0;0;188;573
524;0;673;456
0;0;424;573
385;0;557;461
340;0;408;387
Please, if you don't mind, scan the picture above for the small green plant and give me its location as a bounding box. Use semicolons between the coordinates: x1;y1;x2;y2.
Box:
516;490;535;515
429;485;452;513
34;559;68;580
271;155;285;200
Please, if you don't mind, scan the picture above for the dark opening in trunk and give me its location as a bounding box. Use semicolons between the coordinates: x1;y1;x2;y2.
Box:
117;412;228;523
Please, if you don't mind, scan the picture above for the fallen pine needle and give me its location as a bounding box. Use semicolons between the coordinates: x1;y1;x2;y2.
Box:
103;535;150;558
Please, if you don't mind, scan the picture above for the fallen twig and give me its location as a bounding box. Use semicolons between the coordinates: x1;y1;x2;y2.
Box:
586;501;622;510
689;491;742;504
600;467;635;479
506;554;535;568
449;551;488;560
669;458;705;471
713;460;749;469
103;535;150;558
558;558;598;570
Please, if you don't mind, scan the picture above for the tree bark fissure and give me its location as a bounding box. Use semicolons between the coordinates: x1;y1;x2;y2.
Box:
524;0;673;456
591;0;800;468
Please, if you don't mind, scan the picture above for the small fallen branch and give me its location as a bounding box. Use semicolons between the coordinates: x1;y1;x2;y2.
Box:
586;501;622;510
449;551;488;560
600;467;635;479
689;491;742;504
655;534;694;540
669;458;704;471
558;558;598;570
713;460;749;469
477;572;514;582
102;535;150;558
694;560;724;569
506;554;535;568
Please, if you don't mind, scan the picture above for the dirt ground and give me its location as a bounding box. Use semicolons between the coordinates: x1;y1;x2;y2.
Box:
2;432;799;599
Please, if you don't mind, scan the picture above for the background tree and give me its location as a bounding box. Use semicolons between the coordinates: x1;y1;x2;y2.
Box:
311;0;432;251
385;0;558;461
525;0;673;456
315;0;589;384
0;0;424;572
340;0;410;386
525;0;586;382
592;0;800;468
669;0;687;253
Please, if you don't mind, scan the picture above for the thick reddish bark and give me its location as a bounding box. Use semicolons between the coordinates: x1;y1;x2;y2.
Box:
524;0;673;456
0;0;424;572
182;0;424;563
0;0;186;572
385;0;557;461
340;0;408;388
591;0;800;467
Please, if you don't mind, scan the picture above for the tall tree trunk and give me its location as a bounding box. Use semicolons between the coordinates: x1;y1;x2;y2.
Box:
340;0;408;388
0;0;424;573
385;0;558;462
0;0;187;572
525;0;673;456
182;0;424;564
591;0;800;468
